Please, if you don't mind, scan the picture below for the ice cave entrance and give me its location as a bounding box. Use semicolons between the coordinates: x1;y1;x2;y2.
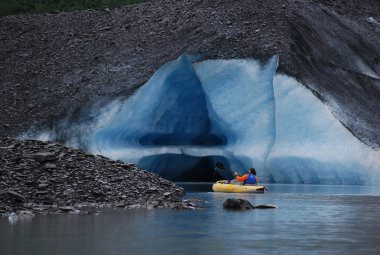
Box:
49;54;380;184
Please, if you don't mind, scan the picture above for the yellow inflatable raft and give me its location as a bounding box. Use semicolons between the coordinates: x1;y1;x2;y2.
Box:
212;180;267;193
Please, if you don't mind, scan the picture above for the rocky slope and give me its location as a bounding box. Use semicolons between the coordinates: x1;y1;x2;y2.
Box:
0;0;379;147
0;138;191;215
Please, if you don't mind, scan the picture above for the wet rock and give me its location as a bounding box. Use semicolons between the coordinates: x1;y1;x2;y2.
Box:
223;198;277;210
253;204;277;209
223;198;254;210
18;210;35;218
174;198;203;210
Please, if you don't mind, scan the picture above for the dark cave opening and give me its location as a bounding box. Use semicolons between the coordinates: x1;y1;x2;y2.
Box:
138;154;233;182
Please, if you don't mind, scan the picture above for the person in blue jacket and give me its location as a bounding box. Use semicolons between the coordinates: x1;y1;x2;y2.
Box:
233;168;258;185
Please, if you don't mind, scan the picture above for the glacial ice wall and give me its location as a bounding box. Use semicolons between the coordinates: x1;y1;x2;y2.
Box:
47;54;380;184
268;75;380;184
193;58;277;173
194;58;380;184
87;55;230;180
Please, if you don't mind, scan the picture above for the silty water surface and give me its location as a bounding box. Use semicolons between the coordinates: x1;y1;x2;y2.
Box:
1;184;380;255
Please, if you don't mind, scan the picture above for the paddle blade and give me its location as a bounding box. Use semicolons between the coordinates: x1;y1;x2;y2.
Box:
215;167;234;180
216;162;226;169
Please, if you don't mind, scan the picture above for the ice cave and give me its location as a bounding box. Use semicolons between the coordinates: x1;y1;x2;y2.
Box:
48;54;380;184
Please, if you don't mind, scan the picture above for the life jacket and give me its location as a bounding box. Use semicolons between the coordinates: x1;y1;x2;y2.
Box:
246;174;257;185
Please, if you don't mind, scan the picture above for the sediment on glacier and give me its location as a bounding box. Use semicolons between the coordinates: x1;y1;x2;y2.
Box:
0;0;379;148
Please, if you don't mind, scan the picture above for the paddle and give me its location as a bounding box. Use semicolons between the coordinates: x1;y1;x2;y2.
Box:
215;162;236;179
215;162;268;191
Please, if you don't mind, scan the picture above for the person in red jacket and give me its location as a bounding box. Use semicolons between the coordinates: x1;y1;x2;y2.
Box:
233;168;258;185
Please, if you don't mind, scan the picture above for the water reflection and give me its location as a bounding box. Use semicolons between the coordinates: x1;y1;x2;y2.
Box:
1;185;380;255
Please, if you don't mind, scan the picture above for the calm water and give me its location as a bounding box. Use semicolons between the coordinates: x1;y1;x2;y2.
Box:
1;184;380;255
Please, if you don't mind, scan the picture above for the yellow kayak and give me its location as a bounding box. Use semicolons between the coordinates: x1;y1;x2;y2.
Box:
212;180;267;193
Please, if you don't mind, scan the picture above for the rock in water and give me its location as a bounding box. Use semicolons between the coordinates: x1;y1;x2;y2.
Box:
253;204;278;209
223;198;278;210
223;198;254;210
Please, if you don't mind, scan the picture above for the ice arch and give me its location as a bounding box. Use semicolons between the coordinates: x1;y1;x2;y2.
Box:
47;54;380;184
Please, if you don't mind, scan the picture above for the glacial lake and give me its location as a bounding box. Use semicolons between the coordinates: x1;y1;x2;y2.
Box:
1;184;380;255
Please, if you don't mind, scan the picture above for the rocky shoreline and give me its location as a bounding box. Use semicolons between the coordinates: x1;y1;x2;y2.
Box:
0;0;379;215
0;137;199;217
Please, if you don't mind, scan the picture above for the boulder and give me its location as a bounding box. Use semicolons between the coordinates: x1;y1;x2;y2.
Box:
223;198;254;210
223;198;277;210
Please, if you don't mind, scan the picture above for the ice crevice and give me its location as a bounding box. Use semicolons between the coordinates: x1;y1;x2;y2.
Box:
44;54;380;184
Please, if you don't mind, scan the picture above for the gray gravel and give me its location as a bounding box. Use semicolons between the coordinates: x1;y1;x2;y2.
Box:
0;138;197;215
0;0;379;147
0;0;379;215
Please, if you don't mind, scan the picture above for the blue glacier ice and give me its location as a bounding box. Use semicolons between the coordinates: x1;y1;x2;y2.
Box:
193;58;278;173
87;54;229;180
90;54;225;147
267;75;380;184
194;58;380;184
40;54;380;184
